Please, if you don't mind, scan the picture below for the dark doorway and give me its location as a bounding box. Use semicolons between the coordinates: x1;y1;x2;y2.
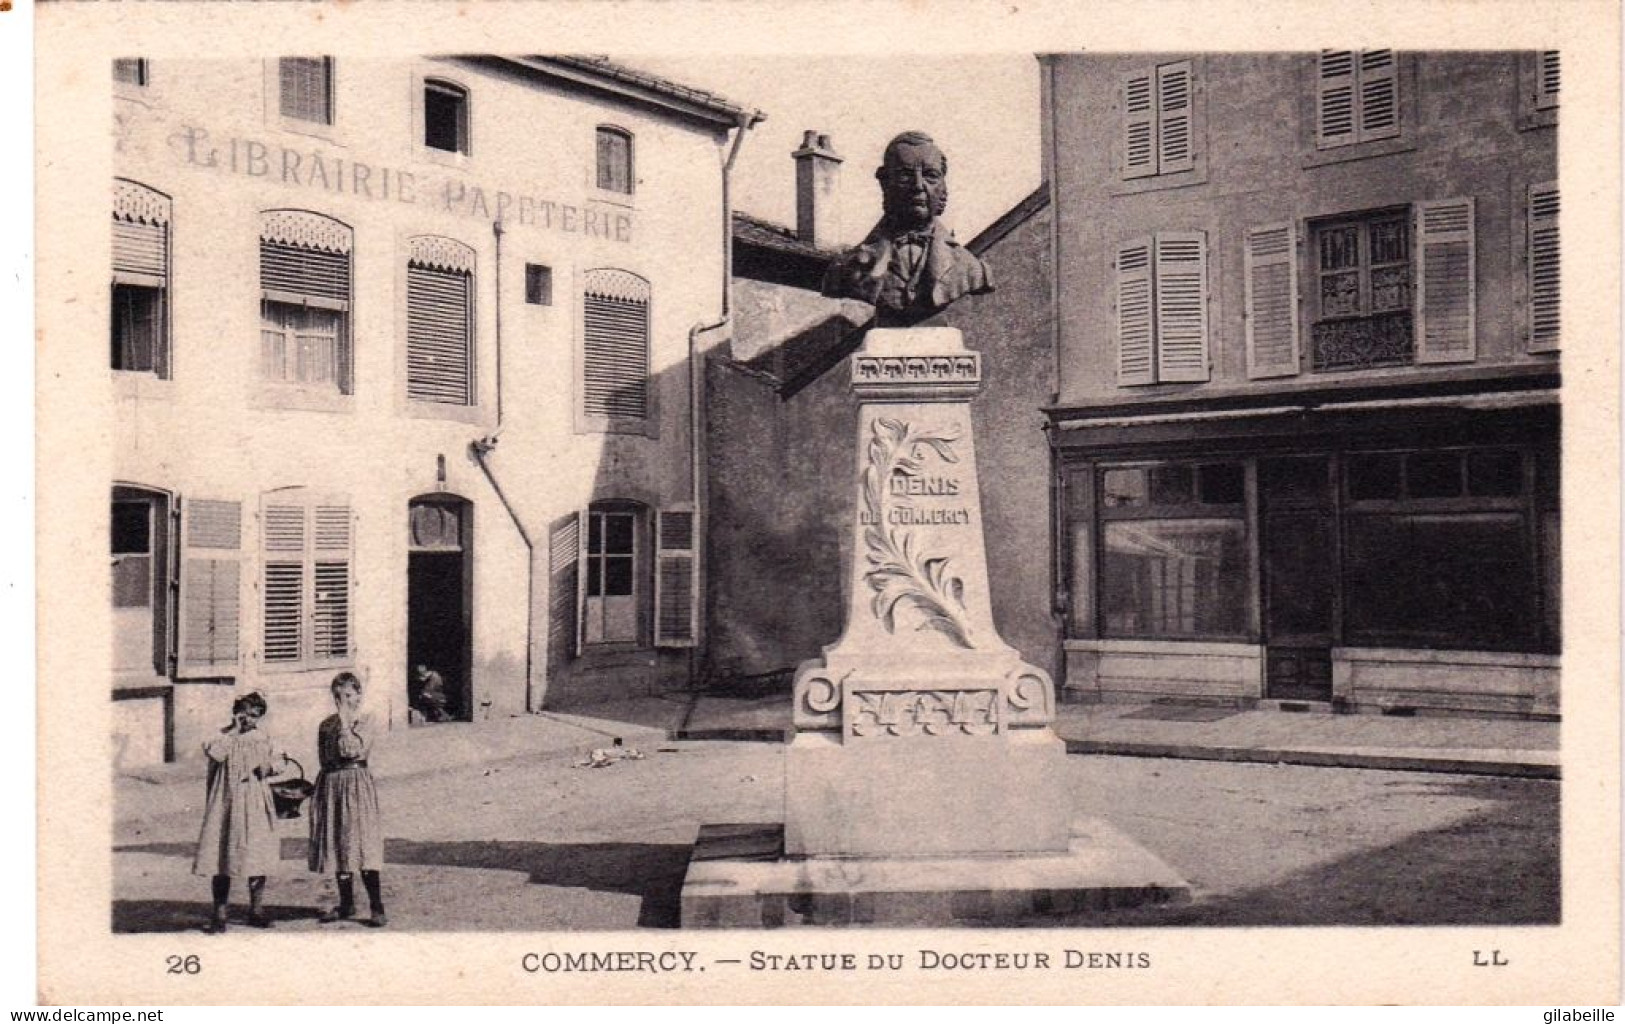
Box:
407;496;471;723
1260;457;1336;700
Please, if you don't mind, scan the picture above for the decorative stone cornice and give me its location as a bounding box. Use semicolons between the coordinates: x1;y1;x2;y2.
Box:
851;351;982;401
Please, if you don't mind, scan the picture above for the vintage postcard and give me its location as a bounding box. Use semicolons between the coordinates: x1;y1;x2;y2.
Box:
32;0;1621;1006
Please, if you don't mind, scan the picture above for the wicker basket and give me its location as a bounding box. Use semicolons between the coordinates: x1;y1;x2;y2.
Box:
269;755;316;819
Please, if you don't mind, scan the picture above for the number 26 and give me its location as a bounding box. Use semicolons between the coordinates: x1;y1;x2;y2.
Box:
166;954;201;975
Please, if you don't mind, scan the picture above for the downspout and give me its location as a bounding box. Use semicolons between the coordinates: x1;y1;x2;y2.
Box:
472;216;541;712
685;109;757;689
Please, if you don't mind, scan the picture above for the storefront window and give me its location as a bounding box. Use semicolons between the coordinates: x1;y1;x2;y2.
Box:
1094;461;1249;640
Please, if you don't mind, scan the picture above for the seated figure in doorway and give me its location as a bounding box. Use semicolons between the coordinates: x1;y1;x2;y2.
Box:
411;664;451;723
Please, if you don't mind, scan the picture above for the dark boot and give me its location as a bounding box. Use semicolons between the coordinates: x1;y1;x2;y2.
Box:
246;876;271;928
360;870;386;928
204;875;230;933
320;873;356;923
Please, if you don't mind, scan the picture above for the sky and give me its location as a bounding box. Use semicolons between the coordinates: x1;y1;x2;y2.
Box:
633;55;1044;248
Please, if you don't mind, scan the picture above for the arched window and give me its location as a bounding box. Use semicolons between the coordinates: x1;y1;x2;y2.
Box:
424;78;470;155
405;236;476;405
595;126;634;194
581;268;650;425
112;179;171;376
259;209;353;393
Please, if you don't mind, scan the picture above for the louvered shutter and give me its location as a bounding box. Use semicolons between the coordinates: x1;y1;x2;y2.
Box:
279;57;332;125
574;507;589;657
1414;198;1476;364
1244;222;1300;379
113;221;167;288
654;507;697;648
407;264;473;404
311;501;353;661
1156;61;1195;175
1115;238;1155;386
1154;231;1210;382
1357;50;1399;141
1121;69;1157;179
261;501;306;664
260;242;350;310
1316;51;1357;148
547;513;580;669
1527;183;1559;352
175;498;242;677
582;270;650;420
1535;50;1559;110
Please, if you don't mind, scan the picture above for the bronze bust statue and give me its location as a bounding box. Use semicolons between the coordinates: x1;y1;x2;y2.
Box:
821;131;994;326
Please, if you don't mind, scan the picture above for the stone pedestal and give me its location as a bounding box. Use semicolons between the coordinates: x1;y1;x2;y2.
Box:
681;327;1189;926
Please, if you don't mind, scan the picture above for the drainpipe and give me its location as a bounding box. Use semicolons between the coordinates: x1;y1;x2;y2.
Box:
472;217;541;712
684;110;758;689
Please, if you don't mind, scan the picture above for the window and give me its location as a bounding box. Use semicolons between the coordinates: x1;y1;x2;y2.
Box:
259;210;353;393
261;491;353;669
1315;50;1399;148
525;264;553;306
1122;60;1194;179
596;126;634;194
1343;449;1537;650
1095;462;1249;639
1534;50;1560;111
279;57;334;125
1307;199;1475;371
424;79;469;155
1114;232;1209;386
583;505;640;645
112;486;174;678
1528;183;1559;352
405;236;476;405
581;268;651;425
112;179;171;377
113;59;149;87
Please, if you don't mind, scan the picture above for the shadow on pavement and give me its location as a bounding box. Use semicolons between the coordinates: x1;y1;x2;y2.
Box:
112;899;326;934
383;838;694;928
1025;776;1560;928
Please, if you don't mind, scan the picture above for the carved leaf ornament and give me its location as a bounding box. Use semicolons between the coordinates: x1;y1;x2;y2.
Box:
861;417;974;648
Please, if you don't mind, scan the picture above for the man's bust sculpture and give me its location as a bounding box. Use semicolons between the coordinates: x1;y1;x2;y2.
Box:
821;130;994;326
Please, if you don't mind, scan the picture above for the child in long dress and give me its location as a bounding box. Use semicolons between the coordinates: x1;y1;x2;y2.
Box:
308;671;387;927
193;691;281;932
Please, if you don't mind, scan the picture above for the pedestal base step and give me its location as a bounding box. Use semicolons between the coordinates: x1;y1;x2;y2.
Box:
679;818;1191;928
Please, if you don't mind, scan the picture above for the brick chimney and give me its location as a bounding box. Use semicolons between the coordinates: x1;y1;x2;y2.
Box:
793;130;842;249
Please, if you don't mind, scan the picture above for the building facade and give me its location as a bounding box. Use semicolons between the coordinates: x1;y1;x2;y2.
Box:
1042;52;1560;715
111;56;758;765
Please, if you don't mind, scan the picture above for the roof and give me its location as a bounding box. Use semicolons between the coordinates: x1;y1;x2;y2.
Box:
966;184;1049;255
732;210;841;290
496;55;765;131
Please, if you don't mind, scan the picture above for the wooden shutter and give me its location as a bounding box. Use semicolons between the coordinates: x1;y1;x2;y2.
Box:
279;57;332;124
1528;182;1560;352
113;221;167;287
175;498;242;677
547;514;580;670
1121;69;1157;179
407;264;473;404
1244;222;1300;379
1535;50;1560;110
1114;238;1155;386
310;501;353;661
1316;50;1357;148
1156;60;1195;175
1357;50;1399;141
261;242;350;310
582;270;650;419
654;507;697;648
1154;231;1210;382
261;500;306;664
1414;197;1476;364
